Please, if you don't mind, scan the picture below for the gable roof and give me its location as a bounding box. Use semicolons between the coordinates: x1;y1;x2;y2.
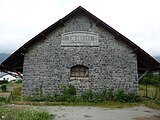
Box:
0;72;8;78
1;6;159;73
0;65;12;72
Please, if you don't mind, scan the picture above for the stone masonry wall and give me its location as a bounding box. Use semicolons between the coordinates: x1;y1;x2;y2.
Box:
22;14;138;97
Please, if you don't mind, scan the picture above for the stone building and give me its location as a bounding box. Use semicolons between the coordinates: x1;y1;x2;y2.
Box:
2;6;159;96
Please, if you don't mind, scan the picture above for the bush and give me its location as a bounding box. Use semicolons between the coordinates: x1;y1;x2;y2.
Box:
81;90;94;102
80;89;116;103
63;84;76;95
0;96;11;104
0;80;8;85
103;89;114;101
115;90;141;103
0;97;7;103
23;85;141;103
155;100;160;105
15;79;22;83
62;85;77;102
1;84;7;92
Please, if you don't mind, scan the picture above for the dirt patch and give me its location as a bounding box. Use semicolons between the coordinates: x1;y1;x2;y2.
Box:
83;114;92;118
132;115;160;120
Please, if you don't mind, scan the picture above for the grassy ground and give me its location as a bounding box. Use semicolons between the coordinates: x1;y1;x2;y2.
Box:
139;85;160;99
10;100;160;109
0;105;53;120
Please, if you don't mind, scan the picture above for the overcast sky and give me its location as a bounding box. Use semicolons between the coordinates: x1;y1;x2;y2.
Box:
0;0;160;56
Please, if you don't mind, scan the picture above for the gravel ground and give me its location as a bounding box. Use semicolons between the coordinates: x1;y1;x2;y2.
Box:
32;106;160;120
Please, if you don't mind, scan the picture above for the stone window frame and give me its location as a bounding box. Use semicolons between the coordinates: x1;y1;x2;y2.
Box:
70;65;89;78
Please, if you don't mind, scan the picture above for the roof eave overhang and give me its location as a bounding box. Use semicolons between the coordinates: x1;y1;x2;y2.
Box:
1;6;160;72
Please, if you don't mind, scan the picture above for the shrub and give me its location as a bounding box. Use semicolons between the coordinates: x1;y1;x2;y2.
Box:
30;97;47;102
115;90;127;103
81;89;115;103
1;84;7;92
15;79;22;83
63;84;76;95
23;85;141;103
0;80;8;85
0;97;7;103
61;85;77;102
81;90;94;102
155;100;160;105
104;89;114;101
115;90;141;103
0;96;11;104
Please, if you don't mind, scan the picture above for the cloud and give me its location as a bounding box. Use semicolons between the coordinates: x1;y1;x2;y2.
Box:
0;0;160;56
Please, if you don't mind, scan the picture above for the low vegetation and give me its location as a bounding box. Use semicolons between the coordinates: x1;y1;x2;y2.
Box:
22;85;141;103
15;84;159;109
0;79;8;92
1;72;160;120
11;100;160;109
1;84;7;92
0;105;53;120
0;73;160;110
139;72;160;99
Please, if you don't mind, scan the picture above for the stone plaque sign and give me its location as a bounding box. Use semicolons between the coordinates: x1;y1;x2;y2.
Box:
61;31;99;46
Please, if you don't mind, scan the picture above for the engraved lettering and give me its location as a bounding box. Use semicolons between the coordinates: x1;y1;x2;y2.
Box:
75;35;79;41
61;31;99;46
65;36;69;41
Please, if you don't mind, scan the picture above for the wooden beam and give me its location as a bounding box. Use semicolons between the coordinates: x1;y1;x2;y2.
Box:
12;69;23;78
138;70;149;81
138;68;149;71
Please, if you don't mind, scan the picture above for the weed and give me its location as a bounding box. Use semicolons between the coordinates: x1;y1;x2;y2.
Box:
1;84;7;92
0;105;53;120
115;90;141;103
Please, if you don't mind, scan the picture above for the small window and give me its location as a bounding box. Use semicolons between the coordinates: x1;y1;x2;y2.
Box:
71;65;89;77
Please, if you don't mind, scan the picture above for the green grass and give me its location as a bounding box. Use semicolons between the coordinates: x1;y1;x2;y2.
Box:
11;101;140;108
10;100;160;109
2;82;160;109
0;105;53;120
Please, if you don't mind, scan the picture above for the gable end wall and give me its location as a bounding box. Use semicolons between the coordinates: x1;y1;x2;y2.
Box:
22;14;138;96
